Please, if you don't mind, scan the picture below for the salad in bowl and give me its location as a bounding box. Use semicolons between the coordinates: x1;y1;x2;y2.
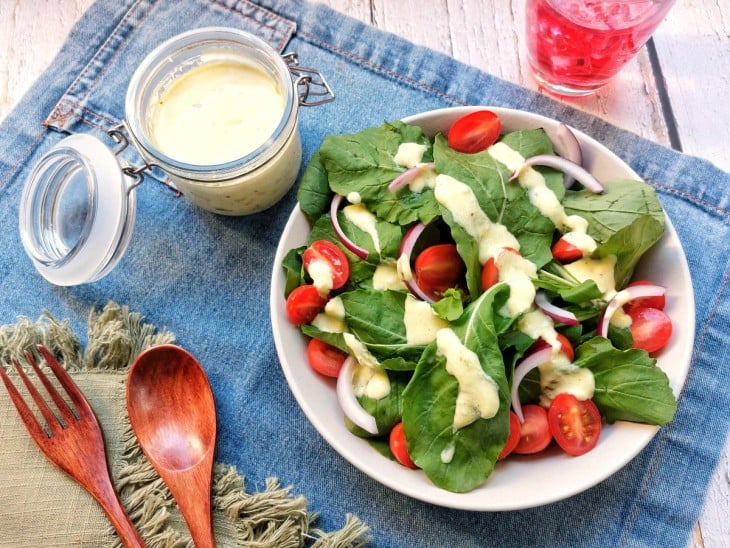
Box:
270;107;693;510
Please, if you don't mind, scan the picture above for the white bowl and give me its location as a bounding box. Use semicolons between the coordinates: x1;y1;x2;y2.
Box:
269;106;694;511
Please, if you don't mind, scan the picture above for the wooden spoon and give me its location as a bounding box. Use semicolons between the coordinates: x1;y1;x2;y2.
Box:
126;344;217;547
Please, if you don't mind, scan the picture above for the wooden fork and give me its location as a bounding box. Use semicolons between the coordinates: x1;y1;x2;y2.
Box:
0;344;144;548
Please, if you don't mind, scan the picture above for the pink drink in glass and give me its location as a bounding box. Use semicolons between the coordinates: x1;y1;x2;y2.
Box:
526;0;675;96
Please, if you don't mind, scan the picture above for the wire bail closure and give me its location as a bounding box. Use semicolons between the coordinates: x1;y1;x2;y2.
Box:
284;52;336;107
107;124;170;195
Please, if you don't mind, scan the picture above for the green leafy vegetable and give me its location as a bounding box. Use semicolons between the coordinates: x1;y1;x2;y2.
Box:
401;284;511;492
575;338;677;425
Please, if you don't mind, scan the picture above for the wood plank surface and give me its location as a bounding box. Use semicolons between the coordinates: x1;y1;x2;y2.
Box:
0;0;728;546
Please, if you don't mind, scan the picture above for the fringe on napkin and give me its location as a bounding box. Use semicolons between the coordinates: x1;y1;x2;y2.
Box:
0;302;371;548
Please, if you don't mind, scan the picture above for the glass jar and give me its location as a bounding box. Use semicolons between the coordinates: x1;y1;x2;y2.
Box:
125;27;313;216
18;27;334;286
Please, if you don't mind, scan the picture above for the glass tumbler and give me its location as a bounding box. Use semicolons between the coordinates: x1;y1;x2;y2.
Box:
525;0;676;96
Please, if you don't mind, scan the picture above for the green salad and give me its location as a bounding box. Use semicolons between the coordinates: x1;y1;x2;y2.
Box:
281;111;677;493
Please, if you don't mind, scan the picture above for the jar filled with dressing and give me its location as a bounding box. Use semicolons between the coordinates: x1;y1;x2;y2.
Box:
125;27;330;215
18;27;334;286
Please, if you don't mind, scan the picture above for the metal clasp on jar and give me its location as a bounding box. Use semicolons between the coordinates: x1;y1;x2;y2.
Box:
283;52;336;107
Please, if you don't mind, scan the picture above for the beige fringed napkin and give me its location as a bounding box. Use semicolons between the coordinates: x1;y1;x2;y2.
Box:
0;303;370;547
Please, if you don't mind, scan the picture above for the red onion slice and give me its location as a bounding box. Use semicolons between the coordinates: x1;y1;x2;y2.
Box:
597;283;666;338
397;222;434;303
535;290;579;326
330;194;369;260
388;162;436;193
510;154;604;194
553;123;583;188
511;347;553;423
336;356;379;435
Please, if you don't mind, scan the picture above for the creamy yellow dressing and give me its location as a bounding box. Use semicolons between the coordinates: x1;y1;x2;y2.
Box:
346;191;362;204
564;255;618;298
307;258;334;297
518;308;560;350
539;353;595;406
311;297;347;333
404;295;449;345
608;289;634;328
343;332;390;400
433;174;520;263
496;251;538;317
407;165;438;193
437;328;500;431
372;262;407;291
488;142;597;250
352;362;391;400
394;142;427;167
343;204;381;254
152;62;284;165
440;442;456;464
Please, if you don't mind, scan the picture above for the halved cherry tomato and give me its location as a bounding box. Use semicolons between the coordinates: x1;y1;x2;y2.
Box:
447;110;502;154
627;306;672;353
306;338;348;378
551;237;583;263
389;422;417;469
547;393;602;456
624;279;666;311
527;333;575;362
414;244;466;299
513;404;552;455
303;240;350;291
285;284;327;325
480;247;521;291
498;411;522;460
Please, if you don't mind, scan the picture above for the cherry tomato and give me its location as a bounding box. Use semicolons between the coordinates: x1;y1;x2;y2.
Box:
623;279;666;311
627;306;672;353
303;240;350;291
389;422;417;469
527;333;575;362
414;244;466;299
306;338;348;378
480;247;521;291
551;238;583;263
498;411;522;460
447;110;502;154
513;404;552;455
547;393;602;456
285;284;327;325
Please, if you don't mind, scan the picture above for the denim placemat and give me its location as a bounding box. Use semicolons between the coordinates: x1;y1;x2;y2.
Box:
0;0;728;546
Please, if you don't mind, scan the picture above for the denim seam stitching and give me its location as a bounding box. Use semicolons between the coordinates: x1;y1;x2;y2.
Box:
650;179;730;220
619;260;730;546
46;0;296;128
295;29;468;106
48;0;148;118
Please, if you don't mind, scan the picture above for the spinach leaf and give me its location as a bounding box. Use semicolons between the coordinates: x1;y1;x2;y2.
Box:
356;370;411;435
297;151;332;223
319;122;440;225
332;210;404;261
401;284;511;492
281;246;305;297
339;290;425;365
596;215;664;289
432;131;558;289
563;179;665;287
574;337;677;425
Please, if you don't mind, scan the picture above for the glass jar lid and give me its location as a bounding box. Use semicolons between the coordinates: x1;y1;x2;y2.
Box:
18;133;136;286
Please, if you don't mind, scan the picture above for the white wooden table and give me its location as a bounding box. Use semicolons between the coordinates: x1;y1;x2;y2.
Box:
0;0;727;545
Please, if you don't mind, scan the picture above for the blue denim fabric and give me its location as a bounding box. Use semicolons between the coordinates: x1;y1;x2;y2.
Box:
1;0;728;546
